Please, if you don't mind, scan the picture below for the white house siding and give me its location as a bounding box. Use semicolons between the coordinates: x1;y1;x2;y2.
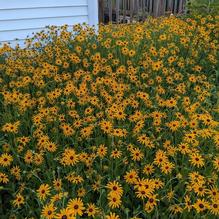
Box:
0;0;98;46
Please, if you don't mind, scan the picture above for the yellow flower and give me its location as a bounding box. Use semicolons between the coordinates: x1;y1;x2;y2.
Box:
106;181;123;196
67;198;85;216
189;153;205;168
41;203;56;219
108;192;122;209
60;148;79;166
0;153;13;167
124;169;138;184
85;203;99;217
37;184;51;201
193;198;209;213
55;208;75;219
105;212;120;219
130;147;144;161
97;144;108;158
12;193;24;208
0;172;9;184
110;149;122;159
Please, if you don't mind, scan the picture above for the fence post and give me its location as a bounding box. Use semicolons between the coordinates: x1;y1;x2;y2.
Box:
98;0;104;23
116;0;120;23
109;0;113;22
159;0;166;16
149;0;153;15
167;0;173;13
130;0;134;22
142;0;146;20
178;0;186;13
123;0;126;23
154;0;159;17
136;0;139;21
174;0;178;13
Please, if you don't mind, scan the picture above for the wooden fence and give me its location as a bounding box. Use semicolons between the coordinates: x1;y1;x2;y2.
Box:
99;0;187;23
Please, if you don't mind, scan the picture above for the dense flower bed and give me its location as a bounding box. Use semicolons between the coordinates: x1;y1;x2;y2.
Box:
0;15;218;219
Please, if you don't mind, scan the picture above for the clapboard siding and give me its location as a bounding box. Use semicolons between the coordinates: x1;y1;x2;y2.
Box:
0;16;89;32
0;6;88;21
0;28;46;41
0;0;88;9
0;0;98;46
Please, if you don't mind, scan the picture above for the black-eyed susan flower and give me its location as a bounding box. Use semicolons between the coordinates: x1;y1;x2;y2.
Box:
85;203;99;217
189;153;205;167
55;208;75;219
0;153;13;167
53;178;62;191
105;212;120;219
12;193;24;208
67;198;85;216
106;181;123;196
41;203;57;219
193;198;209;213
60;148;79;166
124;169;138;184
0;172;9;184
97;144;108;158
209;201;219;216
37;184;51;201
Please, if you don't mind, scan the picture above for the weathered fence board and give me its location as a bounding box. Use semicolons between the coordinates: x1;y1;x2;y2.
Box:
99;0;187;23
109;0;112;22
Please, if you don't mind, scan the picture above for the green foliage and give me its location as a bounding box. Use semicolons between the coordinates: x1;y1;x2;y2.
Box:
187;0;219;15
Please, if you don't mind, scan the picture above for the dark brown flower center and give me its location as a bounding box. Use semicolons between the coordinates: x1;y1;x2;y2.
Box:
113;186;117;191
48;210;52;215
149;198;154;203
199;188;203;191
199;203;204;209
213;204;218;208
74;204;79;209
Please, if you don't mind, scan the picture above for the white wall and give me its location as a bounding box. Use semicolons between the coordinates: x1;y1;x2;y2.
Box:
0;0;98;46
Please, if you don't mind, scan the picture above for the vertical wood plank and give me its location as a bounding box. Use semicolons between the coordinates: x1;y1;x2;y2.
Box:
164;0;167;15
149;0;153;16
146;0;149;12
123;0;126;23
130;0;134;22
116;0;120;23
154;0;159;17
136;0;139;21
142;0;146;20
178;0;183;14
109;0;112;22
174;0;178;13
98;0;104;23
149;0;153;15
168;0;173;13
159;0;165;16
